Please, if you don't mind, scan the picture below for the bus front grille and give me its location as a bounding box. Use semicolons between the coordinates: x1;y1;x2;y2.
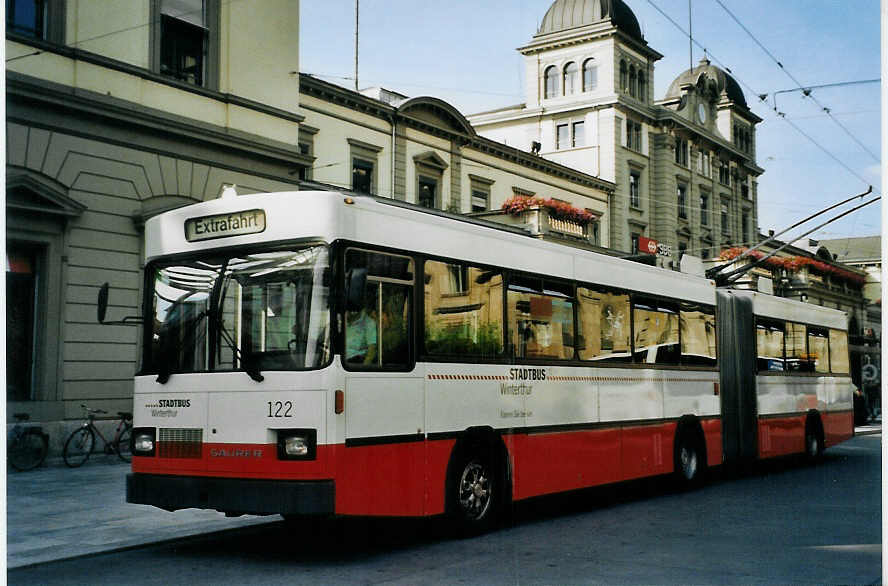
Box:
158;428;203;459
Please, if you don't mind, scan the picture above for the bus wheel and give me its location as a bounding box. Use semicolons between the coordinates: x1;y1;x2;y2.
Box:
673;427;705;489
448;446;499;535
804;417;824;462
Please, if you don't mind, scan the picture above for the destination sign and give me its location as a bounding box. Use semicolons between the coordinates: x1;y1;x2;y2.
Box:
184;209;266;242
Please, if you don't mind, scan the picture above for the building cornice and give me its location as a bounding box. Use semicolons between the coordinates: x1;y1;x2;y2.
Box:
651;109;764;174
519;25;663;61
300;74;397;119
7;72;313;172
6;35;305;125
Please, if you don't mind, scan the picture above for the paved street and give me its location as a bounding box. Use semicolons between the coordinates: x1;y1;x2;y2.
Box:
7;429;881;585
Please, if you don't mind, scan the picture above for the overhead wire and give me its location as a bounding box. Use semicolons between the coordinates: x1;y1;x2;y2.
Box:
712;0;880;163
644;0;878;195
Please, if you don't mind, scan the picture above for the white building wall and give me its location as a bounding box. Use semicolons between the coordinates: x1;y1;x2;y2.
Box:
223;0;300;114
66;0;151;67
524;38;617;109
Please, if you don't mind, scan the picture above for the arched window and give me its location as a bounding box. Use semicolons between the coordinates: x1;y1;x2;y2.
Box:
544;65;559;99
583;59;597;91
563;62;578;95
629;65;637;98
637;72;646;102
619;60;628;92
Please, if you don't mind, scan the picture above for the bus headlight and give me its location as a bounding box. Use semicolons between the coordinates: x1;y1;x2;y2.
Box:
132;428;156;456
276;429;316;460
284;436;309;456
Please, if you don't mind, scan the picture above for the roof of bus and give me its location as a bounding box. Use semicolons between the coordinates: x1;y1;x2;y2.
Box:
739;290;848;330
145;190;719;303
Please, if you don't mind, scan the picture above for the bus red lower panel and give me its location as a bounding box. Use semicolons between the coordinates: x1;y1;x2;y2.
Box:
620;423;675;482
510;428;622;501
758;415;805;458
334;439;455;517
701;418;723;468
510;422;684;501
822;410;853;447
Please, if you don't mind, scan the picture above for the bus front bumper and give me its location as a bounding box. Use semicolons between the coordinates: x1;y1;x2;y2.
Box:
126;473;334;516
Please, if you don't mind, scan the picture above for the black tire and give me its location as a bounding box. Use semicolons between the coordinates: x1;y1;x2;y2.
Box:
116;426;133;462
8;429;48;471
448;444;500;535
673;428;706;489
64;427;95;468
804;418;824;463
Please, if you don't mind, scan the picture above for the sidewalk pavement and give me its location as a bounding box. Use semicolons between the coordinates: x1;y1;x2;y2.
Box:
7;421;882;569
7;458;275;569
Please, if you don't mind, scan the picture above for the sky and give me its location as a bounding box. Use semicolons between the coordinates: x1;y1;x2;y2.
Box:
299;0;881;242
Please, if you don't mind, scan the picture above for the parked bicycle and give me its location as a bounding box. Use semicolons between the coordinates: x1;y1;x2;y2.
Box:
63;404;133;467
8;413;49;471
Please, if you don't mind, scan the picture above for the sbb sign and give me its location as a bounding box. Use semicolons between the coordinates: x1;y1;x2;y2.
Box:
638;236;671;257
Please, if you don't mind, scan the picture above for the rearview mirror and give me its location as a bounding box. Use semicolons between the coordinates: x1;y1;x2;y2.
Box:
345;268;367;311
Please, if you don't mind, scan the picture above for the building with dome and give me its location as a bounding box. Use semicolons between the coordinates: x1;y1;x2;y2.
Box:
468;0;763;263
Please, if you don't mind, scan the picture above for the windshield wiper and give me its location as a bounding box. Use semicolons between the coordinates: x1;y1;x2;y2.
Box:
211;276;263;382
216;317;264;382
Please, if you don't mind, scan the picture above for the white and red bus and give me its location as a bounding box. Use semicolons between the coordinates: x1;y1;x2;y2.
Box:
121;189;853;531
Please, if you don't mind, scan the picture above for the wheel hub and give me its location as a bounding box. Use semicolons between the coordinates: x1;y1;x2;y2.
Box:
459;461;491;520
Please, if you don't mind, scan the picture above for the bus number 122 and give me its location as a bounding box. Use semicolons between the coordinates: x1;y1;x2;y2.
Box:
267;401;294;417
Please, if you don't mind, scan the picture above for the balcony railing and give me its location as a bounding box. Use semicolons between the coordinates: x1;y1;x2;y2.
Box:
472;206;595;243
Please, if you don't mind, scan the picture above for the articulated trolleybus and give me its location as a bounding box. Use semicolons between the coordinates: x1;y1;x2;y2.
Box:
125;189;853;531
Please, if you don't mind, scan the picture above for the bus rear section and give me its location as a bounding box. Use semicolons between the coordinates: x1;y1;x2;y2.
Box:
717;289;854;468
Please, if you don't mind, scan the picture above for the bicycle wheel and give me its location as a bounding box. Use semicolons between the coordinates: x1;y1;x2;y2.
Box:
116;425;133;462
63;427;95;468
8;429;48;471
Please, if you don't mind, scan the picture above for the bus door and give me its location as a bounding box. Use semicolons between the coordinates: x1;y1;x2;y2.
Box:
339;248;425;516
716;290;758;465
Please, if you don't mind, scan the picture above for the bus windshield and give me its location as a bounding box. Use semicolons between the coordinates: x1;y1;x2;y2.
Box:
145;245;331;379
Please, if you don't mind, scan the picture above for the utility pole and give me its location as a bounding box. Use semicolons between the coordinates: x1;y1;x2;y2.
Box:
354;0;359;91
688;0;693;72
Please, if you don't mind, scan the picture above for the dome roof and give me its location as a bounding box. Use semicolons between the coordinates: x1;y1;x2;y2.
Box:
665;57;748;108
537;0;644;42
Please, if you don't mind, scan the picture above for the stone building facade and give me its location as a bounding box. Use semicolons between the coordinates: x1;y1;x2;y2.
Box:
298;77;613;232
468;0;763;264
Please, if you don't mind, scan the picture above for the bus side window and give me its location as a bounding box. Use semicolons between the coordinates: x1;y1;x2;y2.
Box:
507;276;575;361
807;327;830;374
632;298;679;365
785;322;812;372
344;249;413;368
577;287;631;362
829;329;849;374
756;320;785;372
679;303;716;367
423;260;503;359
